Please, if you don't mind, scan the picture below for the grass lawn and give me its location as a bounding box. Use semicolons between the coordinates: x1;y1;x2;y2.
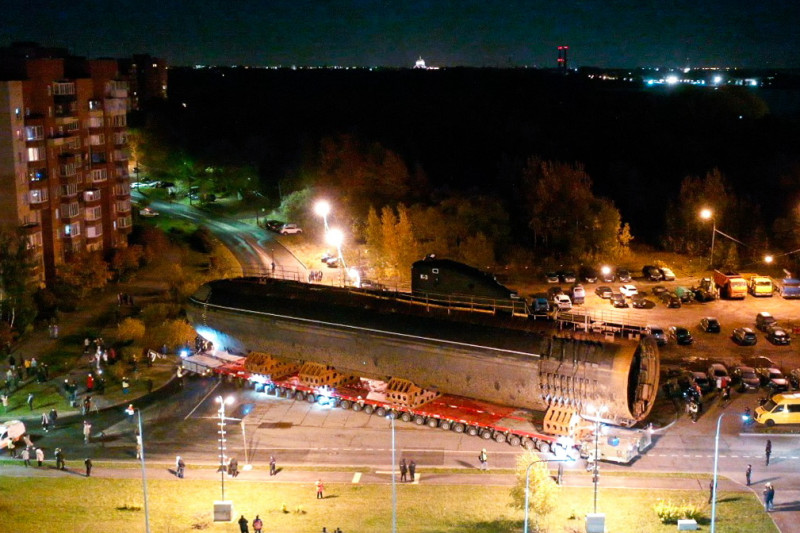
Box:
0;477;777;533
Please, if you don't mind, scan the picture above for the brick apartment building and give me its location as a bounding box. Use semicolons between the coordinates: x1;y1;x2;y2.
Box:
0;44;135;286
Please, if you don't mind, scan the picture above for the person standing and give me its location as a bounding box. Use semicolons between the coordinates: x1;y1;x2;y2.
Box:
176;456;185;478
269;455;277;476
252;515;263;532
765;440;772;466
409;460;416;481
238;515;249;533
49;408;58;428
35;447;44;467
7;439;16;458
1;394;7;413
83;420;92;444
746;464;752;486
316;479;325;499
55;448;65;470
708;479;717;504
86;373;94;392
84;458;92;477
21;447;30;467
764;482;775;511
41;412;50;433
400;458;408;482
228;457;239;477
26;392;34;410
479;449;488;471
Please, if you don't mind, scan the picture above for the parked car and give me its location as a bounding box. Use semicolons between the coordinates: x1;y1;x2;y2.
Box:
733;366;761;391
559;270;577;284
642;265;663;281
756;312;777;332
594;286;613;299
766;325;791;345
610;293;628;308
647;325;667;346
631;295;649;308
732;327;757;346
264;220;284;232
279;223;303;235
0;420;25;449
660;292;681;308
570;284;586;305
691;371;713;394
619;284;638;297
579;266;598;283
707;363;729;388
699;317;721;333
651;285;668;297
755;393;800;426
758;368;790;393
616;269;632;283
138;207;159;217
531;296;550;314
659;267;676;281
545;272;560;284
552;294;572;310
669;326;694;345
600;267;615;283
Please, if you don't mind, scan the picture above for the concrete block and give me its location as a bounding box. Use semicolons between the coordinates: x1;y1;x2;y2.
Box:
585;513;606;533
677;519;698;530
213;501;233;522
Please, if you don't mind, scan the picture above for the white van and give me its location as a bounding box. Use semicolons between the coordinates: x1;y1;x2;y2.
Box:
0;420;26;448
570;285;586;305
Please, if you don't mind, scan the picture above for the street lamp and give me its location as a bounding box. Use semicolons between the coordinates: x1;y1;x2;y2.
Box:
387;410;398;533
314;200;331;232
523;457;574;533
125;404;151;533
216;395;235;501
700;208;715;267
586;404;608;514
326;228;348;284
711;413;726;533
764;255;774;265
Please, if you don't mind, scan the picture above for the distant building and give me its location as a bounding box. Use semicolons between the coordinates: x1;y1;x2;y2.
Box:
0;43;132;285
118;54;168;110
414;57;427;69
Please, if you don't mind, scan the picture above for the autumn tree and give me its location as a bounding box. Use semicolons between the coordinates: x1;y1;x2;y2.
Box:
0;226;38;332
509;450;561;532
55;252;112;300
146;319;197;352
117;317;146;343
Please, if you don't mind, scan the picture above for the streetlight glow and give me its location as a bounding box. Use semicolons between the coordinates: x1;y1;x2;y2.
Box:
700;208;713;220
764;255;774;264
314;200;331;218
600;265;611;276
699;208;716;267
326;228;344;248
126;406;151;533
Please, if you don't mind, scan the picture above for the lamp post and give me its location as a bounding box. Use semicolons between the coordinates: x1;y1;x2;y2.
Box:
586;404;607;514
216;395;234;501
388;410;397;533
700;208;715;268
125;405;150;533
523;458;574;533
711;413;726;533
326;228;348;285
314;200;331;232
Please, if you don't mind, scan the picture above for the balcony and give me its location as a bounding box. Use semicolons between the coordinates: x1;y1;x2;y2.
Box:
117;216;133;230
113;184;131;197
85;222;103;240
83;189;102;203
29;189;49;206
59;202;80;220
115;199;131;213
59;163;76;178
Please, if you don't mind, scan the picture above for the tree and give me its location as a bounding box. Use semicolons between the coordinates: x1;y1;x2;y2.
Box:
664;168;730;255
0;226;38;332
509;450;561;532
110;245;145;281
55;252;111;300
117;318;146;343
146;319;196;352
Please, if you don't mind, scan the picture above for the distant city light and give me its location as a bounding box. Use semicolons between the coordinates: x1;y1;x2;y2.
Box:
713;75;723;84
665;75;679;85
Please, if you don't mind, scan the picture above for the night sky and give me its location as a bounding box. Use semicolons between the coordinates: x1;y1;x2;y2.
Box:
4;0;800;68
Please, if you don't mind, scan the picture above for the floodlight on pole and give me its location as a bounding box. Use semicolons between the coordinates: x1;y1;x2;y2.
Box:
764;255;774;264
700;208;715;268
710;413;726;533
314;200;331;232
125;405;151;533
586;404;608;514
523;457;574;533
326;228;348;276
215;395;235;501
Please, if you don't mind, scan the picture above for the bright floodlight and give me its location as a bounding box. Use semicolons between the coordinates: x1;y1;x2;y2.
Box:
326;228;344;247
314;200;331;218
216;395;234;405
713;75;723;85
764;255;774;264
600;266;611;275
700;208;713;220
666;75;679;85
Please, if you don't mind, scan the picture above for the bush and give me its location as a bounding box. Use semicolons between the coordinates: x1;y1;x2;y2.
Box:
653;499;704;524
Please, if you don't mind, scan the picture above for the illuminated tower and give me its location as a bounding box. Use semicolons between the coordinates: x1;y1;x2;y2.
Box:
557;45;569;72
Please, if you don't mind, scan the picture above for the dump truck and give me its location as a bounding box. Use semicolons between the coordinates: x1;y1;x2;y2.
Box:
713;270;747;299
741;273;773;297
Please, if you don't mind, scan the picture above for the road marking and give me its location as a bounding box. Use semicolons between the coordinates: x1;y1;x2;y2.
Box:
375;470;397;475
184;381;221;420
352;472;361;483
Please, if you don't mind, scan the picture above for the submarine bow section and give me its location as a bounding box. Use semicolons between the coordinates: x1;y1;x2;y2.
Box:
187;278;659;426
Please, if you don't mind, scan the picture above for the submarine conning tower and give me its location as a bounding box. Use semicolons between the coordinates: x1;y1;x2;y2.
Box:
187;277;659;427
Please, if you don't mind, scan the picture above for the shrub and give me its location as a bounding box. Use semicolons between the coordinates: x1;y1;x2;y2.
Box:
653;499;704;524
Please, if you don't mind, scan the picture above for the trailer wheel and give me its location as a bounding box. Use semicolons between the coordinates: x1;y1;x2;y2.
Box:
364;404;375;415
426;418;438;428
508;435;522;447
494;432;507;443
295;391;306;401
439;420;451;430
452;423;465;433
285;390;296;399
536;440;551;453
275;386;284;396
480;429;493;440
352;402;363;412
400;412;412;422
375;406;387;417
522;438;535;450
340;400;351;409
467;426;479;437
413;415;425;425
306;394;317;404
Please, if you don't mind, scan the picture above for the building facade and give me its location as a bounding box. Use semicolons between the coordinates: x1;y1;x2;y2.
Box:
0;51;132;285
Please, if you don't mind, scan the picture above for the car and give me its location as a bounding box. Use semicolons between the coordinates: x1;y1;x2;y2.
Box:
659;267;676;281
552;294;572;310
733;366;761;391
668;326;694;345
264;220;284;232
547;286;564;299
642;265;663;281
756;312;777;332
138;207;159;217
690;371;713;394
755;393;800;426
559;270;577;284
766;325;791;345
279;223;303;235
631;295;649;308
699;317;721;333
359;279;386;291
599;267;615;283
610;293;628;308
579;266;598;283
594;286;613;299
746;356;776;370
153;180;175;189
707;363;729;387
758;368;790;393
616;269;632;283
647;325;667;346
660;292;681;308
570;284;586;305
674;286;694;303
531;296;550;314
545;272;560;284
651;285;668;297
619;284;638;297
0;420;25;449
732;327;757;346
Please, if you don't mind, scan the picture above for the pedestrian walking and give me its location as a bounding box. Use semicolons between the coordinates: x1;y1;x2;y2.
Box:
83;420;92;444
269;455;276;476
49;408;58;428
21;447;30;467
238;515;249;533
26;392;34;410
763;482;775;511
746;464;752;486
765;439;772;466
55;448;65;470
82;396;92;416
122;377;130;395
252;515;263;532
409;460;416;481
86;373;94;392
35;448;44;467
400;458;408;482
41;412;49;433
689;401;699;423
316;479;325;499
708;480;717;503
84;458;92;477
479;448;488;470
176;456;185;478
